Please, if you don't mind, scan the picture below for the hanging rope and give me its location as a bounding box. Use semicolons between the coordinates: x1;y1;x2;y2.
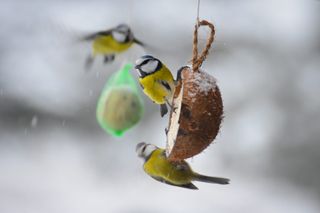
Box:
192;20;215;72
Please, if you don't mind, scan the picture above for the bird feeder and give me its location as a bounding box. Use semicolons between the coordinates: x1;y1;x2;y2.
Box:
96;63;144;137
166;20;223;161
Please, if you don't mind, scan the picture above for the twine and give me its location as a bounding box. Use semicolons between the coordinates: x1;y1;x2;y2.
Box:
192;20;215;72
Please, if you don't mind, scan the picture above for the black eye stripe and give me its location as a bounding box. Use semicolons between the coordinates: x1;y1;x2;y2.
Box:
156;60;162;71
140;59;151;66
137;59;163;79
138;70;147;78
142;146;146;153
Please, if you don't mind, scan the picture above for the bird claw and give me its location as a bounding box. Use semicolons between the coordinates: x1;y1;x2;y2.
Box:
165;128;168;135
172;106;177;113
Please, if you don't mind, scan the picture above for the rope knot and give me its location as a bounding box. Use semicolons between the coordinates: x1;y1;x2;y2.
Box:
192;20;215;72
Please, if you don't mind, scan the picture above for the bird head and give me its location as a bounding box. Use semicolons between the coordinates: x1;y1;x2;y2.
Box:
112;23;133;43
134;55;162;78
136;142;158;160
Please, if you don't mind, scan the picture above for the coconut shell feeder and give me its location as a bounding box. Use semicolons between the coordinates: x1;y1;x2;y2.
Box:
166;20;224;161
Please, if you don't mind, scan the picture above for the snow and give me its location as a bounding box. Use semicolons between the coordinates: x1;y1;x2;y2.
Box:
186;69;217;102
191;70;217;95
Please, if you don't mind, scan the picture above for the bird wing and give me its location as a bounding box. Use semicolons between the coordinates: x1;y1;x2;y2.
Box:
82;30;113;41
175;162;190;171
157;80;172;92
150;176;198;190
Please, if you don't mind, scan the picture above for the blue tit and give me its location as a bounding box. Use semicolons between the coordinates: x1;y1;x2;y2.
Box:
136;142;230;190
134;55;176;117
83;24;144;68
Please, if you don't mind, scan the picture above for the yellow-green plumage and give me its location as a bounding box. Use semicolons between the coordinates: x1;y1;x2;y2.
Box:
137;142;230;189
92;35;133;56
139;65;175;105
143;149;194;185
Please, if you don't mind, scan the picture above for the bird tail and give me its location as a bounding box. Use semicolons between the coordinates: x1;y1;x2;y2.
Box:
133;38;145;47
194;173;230;185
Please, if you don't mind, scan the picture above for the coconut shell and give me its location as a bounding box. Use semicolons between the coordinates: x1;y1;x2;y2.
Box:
166;67;223;161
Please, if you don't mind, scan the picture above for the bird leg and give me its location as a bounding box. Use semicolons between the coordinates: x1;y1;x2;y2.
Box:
85;54;94;71
166;98;177;113
103;54;115;63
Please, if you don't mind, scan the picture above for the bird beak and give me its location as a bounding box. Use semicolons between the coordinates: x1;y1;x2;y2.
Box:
134;64;140;70
136;142;145;153
136;142;147;158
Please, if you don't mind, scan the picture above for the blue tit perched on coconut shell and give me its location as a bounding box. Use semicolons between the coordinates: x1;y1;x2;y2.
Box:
84;24;144;68
134;55;176;117
136;142;230;190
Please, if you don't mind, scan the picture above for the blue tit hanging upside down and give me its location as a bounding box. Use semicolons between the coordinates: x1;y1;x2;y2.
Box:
136;142;230;190
134;55;176;117
83;24;144;69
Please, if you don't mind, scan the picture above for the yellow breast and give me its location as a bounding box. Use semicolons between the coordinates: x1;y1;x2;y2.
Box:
92;35;133;55
143;149;193;185
139;67;175;105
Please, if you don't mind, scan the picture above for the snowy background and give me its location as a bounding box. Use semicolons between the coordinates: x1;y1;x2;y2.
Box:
1;0;320;212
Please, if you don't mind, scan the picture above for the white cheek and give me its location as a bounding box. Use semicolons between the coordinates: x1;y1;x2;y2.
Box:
135;58;145;66
112;31;126;42
141;60;158;73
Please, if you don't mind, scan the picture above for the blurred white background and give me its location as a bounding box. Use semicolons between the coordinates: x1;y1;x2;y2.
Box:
1;0;320;212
